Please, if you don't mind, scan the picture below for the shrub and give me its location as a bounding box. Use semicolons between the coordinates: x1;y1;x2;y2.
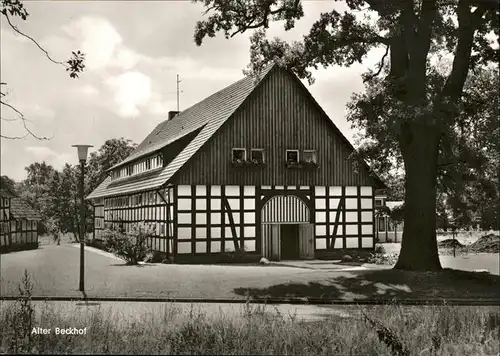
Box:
102;222;154;265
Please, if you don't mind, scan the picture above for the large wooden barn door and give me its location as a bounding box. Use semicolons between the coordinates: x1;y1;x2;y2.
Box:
262;224;281;261
299;223;314;259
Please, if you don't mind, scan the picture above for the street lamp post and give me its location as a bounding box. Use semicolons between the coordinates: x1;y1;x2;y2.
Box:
72;144;93;292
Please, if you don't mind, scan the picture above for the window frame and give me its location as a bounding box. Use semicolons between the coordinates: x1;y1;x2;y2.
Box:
285;149;300;164
250;148;265;164
303;149;317;164
232;148;247;163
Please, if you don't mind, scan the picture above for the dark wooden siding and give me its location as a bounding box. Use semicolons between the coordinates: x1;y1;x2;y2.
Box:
172;67;377;187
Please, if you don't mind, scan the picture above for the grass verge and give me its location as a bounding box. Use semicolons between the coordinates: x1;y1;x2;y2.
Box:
1;271;499;355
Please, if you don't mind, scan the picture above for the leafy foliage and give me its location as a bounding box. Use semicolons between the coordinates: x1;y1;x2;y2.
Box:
6;138;136;241
102;222;155;265
193;0;499;270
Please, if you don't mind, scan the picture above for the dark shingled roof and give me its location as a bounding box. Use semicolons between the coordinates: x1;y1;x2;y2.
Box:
10;198;42;221
87;64;275;200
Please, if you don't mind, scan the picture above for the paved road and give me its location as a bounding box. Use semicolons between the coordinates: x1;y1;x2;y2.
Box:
2;244;499;301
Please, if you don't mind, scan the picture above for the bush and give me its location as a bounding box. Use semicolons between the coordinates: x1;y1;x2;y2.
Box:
102;222;154;265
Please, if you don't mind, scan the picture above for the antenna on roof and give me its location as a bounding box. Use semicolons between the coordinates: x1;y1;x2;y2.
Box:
177;74;182;112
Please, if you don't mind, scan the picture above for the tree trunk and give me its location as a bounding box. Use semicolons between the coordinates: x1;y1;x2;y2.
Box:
394;123;442;271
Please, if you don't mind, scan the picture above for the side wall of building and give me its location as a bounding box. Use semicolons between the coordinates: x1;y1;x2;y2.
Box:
0;197;11;247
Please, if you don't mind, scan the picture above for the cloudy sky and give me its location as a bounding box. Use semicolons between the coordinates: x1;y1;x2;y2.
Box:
1;0;384;182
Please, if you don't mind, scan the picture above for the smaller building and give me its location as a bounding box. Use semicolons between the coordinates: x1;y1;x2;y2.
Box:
374;194;404;243
0;178;41;252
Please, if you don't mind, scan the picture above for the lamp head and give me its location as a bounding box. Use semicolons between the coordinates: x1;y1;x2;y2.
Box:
72;145;93;162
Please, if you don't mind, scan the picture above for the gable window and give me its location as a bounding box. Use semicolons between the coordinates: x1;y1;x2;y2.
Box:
285;149;299;164
303;150;317;164
250;149;265;164
232;148;246;164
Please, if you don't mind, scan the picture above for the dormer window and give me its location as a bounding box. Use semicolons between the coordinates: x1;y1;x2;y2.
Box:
303;150;317;164
146;159;151;170
232;148;246;164
127;166;133;176
286;149;299;164
250;149;265;164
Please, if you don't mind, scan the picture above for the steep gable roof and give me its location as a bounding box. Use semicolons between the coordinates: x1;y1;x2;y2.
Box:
87;64;275;200
87;63;385;200
10;198;42;221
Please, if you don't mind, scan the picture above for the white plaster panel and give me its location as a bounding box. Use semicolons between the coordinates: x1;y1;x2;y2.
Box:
275;186;284;190
225;244;235;252
196;185;207;196
196;199;207;211
330;225;343;236
228;198;240;211
225;212;240;224
315;186;326;196
345;186;357;196
178;227;191;239
211;213;221;224
244;198;255;210
361;199;373;209
211;227;221;238
361;211;373;222
211;186;221;196
225;186;240;196
361;224;373;235
329;187;342;196
225;227;238;238
178;185;191;197
315;238;326;250
196;228;207;239
210;199;221;211
315;198;326;209
178;213;191;224
315;211;326;223
178;199;191;211
362;237;373;248
244;186;255;196
346;238;358;248
345;224;359;235
315;225;326;236
196;213;207;225
334;238;343;249
360;186;373;196
329;211;342;222
244;226;256;238
177;242;191;254
196;241;207;253
243;212;255;224
345;198;358;210
345;212;358;223
300;186;310;190
211;241;221;253
244;240;256;252
329;198;341;209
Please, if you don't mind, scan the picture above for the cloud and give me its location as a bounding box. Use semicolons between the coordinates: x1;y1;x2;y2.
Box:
25;146;58;160
79;84;99;96
63;16;122;70
105;71;152;117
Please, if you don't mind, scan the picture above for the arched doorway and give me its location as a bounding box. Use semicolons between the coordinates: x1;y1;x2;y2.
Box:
261;195;314;261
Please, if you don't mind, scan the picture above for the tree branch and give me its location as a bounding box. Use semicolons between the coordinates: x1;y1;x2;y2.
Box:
363;44;390;82
1;99;52;140
4;12;66;66
441;0;488;103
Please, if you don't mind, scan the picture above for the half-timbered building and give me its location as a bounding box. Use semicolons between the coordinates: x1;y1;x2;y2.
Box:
0;177;41;252
87;64;385;262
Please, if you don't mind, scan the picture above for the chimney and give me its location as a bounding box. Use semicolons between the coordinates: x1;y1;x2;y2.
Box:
168;111;180;120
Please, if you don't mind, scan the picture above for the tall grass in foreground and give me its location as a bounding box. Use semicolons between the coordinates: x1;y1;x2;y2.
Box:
1;272;499;355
